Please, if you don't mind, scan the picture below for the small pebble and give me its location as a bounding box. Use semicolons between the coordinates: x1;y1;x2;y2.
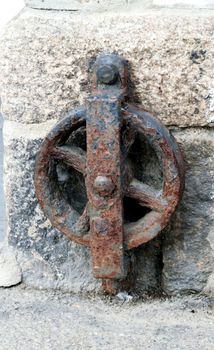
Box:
116;292;133;302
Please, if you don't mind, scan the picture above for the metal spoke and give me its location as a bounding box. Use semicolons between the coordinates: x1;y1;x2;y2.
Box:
126;178;167;212
51;145;86;175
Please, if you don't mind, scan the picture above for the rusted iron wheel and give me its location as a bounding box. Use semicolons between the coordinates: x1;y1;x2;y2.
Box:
34;104;184;250
34;53;185;293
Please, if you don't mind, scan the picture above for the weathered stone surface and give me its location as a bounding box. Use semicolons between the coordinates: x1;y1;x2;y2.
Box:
134;236;163;295
0;243;22;287
0;8;214;126
25;0;214;10
25;0;83;10
0;115;6;242
25;0;129;11
154;0;214;8
162;129;214;295
3;120;100;292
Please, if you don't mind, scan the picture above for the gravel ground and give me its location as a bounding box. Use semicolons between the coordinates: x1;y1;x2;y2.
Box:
0;285;213;350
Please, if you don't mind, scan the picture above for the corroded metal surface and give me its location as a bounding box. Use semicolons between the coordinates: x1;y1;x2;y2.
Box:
87;97;125;279
86;54;128;280
34;53;185;293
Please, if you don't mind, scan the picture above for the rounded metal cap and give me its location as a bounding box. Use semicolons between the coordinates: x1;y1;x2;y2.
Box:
96;64;119;85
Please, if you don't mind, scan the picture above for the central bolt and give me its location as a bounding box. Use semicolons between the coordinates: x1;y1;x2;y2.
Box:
96;64;119;85
93;176;115;196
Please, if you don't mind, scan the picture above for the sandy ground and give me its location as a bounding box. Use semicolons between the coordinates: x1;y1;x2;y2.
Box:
0;285;213;350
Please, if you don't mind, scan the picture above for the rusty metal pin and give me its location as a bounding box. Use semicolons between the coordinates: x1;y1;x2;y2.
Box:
96;64;119;85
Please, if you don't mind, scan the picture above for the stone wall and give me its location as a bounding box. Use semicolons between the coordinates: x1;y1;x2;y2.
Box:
25;1;153;11
0;2;214;295
0;114;6;242
25;0;214;10
154;0;214;8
